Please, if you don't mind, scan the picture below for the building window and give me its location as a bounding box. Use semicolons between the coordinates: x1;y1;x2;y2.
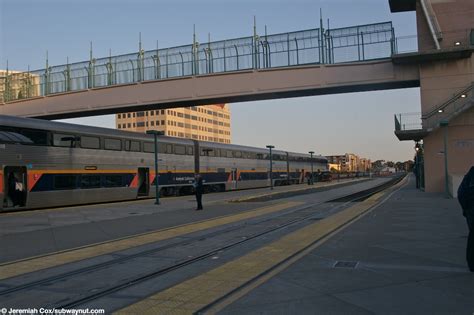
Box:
127;123;131;128
150;111;154;116
118;114;121;119
151;121;154;126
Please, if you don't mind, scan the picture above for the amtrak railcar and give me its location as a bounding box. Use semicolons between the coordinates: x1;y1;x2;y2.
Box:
0;115;327;211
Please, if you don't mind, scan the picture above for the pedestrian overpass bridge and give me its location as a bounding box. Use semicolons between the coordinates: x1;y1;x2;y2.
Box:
0;22;420;119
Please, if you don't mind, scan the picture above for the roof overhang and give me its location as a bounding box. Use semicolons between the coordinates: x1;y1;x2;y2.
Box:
392;47;473;64
389;0;416;13
395;129;429;141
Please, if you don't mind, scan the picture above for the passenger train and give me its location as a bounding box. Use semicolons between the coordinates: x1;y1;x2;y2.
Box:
0;115;327;211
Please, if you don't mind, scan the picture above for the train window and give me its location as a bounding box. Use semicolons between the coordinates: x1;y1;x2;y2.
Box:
143;142;154;153
0;132;12;143
201;148;215;156
81;136;100;149
0;131;33;144
53;133;76;147
54;175;78;190
104;175;123;187
124;140;141;152
248;152;257;159
158;143;166;153
174;145;186;155
19;129;49;146
80;175;101;189
0;126;47;145
104;138;122;151
234;151;242;158
226;150;233;158
217;168;225;173
187;146;194;155
256;153;264;160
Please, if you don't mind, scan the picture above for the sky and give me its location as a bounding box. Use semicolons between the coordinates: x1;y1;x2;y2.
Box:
0;0;419;162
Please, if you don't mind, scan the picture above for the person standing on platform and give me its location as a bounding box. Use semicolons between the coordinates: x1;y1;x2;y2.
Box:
457;166;474;272
194;173;204;211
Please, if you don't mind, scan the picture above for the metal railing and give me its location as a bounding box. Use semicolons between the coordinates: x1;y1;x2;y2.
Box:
394;112;423;131
1;22;396;103
395;82;474;133
423;82;474;130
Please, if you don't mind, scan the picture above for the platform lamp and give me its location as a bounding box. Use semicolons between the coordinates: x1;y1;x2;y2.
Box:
266;145;275;190
146;130;165;205
440;120;449;198
309;151;315;185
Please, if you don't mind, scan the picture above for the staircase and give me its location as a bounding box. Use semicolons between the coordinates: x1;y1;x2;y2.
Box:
423;82;474;130
394;82;473;141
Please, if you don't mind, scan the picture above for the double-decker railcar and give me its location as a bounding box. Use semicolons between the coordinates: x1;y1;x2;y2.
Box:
0;115;327;211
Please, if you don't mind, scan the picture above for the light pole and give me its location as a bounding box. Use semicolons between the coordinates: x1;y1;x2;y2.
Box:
309;151;314;185
146;130;165;204
414;141;420;189
266;145;274;190
440;120;449;197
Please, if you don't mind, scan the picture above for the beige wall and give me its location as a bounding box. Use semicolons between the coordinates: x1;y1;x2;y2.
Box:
415;0;474;192
0;70;41;102
116;104;232;144
424;107;474;192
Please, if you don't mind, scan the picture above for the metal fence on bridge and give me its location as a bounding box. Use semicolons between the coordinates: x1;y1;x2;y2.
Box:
1;22;395;103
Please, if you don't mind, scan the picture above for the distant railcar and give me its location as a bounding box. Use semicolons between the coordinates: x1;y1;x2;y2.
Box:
0;115;327;211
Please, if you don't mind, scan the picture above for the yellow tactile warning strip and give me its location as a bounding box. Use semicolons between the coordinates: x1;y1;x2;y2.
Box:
0;201;302;281
116;176;408;315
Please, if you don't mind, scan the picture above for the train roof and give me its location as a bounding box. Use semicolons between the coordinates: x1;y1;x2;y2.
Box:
0;115;328;161
0;114;193;145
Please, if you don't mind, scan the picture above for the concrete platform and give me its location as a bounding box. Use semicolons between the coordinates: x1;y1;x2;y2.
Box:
0;178;370;263
220;174;474;314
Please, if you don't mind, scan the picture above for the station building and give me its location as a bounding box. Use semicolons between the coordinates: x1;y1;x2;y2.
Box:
116;104;231;144
0;70;40;102
326;154;371;172
391;0;474;195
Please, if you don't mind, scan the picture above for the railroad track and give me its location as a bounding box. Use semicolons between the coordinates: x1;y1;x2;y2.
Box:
0;175;404;311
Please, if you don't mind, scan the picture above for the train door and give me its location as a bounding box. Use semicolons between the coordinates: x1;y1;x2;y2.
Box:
137;168;150;197
3;166;27;208
231;168;237;190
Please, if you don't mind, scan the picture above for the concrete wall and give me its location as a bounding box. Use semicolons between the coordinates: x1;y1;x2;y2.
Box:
416;0;474;192
423;107;474;192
